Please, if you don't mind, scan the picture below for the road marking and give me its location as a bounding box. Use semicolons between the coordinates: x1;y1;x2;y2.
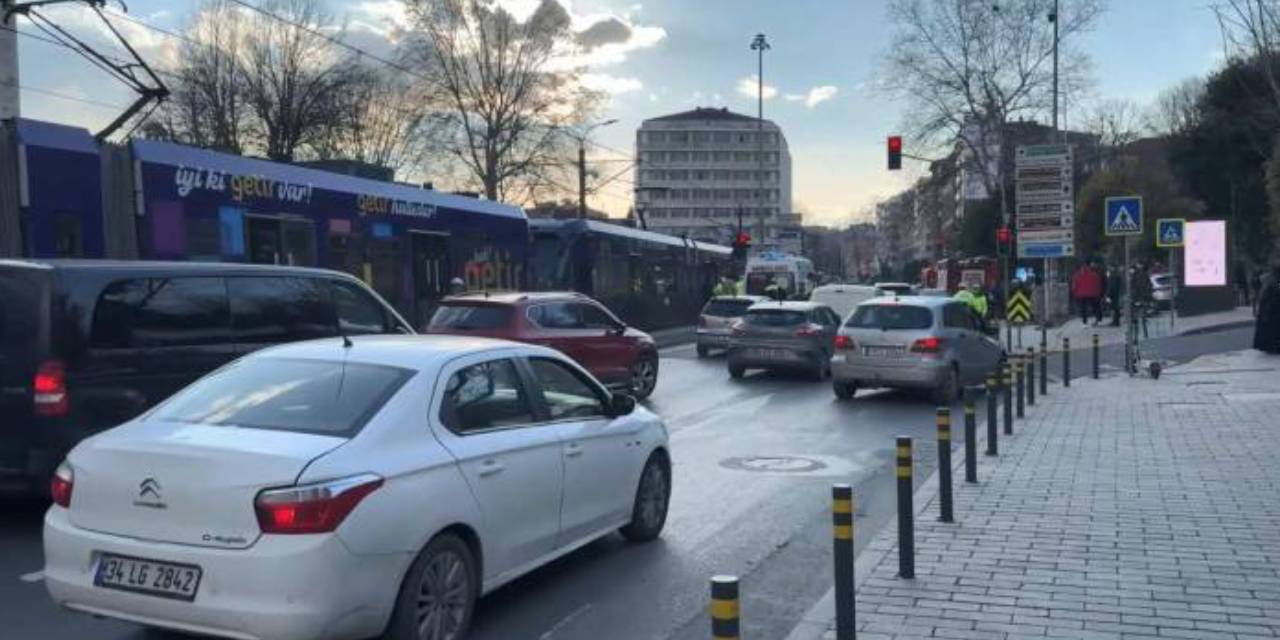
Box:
539;603;592;640
20;571;43;583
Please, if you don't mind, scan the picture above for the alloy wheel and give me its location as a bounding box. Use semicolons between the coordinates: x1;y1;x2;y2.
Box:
414;550;470;640
637;462;669;530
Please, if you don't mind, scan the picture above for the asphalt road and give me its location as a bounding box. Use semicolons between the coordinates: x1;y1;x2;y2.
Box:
0;325;1255;640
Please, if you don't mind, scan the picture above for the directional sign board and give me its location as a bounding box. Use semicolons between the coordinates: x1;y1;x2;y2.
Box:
1006;289;1034;324
1156;218;1185;248
1015;144;1075;258
1104;196;1143;237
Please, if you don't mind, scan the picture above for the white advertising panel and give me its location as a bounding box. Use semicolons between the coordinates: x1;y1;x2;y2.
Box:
1184;220;1227;287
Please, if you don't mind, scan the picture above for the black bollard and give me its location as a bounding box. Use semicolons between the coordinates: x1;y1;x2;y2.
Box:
1063;337;1071;387
832;485;855;640
985;376;998;456
1026;348;1036;407
1039;345;1048;396
936;407;953;523
1092;333;1100;379
964;386;978;483
710;576;740;640
1002;363;1013;436
896;436;914;579
1015;357;1025;419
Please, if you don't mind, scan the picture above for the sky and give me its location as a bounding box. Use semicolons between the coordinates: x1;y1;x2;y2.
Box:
12;0;1229;228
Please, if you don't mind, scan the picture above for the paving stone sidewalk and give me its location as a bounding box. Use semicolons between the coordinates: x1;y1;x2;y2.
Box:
794;349;1280;640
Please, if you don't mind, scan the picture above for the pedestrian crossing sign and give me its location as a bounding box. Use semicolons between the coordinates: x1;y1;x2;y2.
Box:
1104;196;1143;237
1006;289;1033;324
1156;218;1185;248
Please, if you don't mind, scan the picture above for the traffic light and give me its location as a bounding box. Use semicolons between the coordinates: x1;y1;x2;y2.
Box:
996;226;1011;244
732;231;752;259
887;136;903;171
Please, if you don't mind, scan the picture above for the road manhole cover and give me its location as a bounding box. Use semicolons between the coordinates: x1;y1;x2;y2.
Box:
721;456;828;473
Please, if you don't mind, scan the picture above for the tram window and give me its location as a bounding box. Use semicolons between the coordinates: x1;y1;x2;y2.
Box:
53;212;83;258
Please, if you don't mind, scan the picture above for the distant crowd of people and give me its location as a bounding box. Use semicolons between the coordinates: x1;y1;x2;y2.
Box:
1069;260;1154;328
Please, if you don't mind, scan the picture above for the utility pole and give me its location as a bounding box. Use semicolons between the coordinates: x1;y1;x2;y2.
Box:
0;0;19;120
751;33;770;253
1047;0;1060;324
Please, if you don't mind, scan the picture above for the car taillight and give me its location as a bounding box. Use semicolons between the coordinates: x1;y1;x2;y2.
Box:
34;360;69;418
255;474;383;535
910;337;944;354
834;335;857;350
795;323;823;337
50;460;73;508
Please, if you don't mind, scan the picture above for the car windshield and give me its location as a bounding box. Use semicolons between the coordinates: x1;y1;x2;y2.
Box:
845;304;933;330
744;308;807;326
703;299;756;317
428;304;513;331
154;358;413;436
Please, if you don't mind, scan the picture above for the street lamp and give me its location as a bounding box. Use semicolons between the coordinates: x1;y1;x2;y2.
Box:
577;118;619;219
749;33;770;252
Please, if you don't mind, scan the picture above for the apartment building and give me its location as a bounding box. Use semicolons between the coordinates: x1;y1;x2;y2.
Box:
634;107;796;251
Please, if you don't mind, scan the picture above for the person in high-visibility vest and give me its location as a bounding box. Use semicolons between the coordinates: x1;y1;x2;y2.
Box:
953;282;988;319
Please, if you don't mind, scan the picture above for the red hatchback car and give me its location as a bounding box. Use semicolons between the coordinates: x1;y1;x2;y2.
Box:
423;292;661;399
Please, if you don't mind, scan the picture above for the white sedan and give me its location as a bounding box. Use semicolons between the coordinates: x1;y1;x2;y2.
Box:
43;335;671;640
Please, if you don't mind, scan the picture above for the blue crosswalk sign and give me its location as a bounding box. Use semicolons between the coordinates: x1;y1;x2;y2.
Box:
1156;218;1185;247
1105;196;1143;237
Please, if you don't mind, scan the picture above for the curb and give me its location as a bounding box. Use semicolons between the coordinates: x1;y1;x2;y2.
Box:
1176;318;1255;337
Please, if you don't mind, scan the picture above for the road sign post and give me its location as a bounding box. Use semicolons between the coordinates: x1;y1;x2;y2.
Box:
1016;145;1075;325
1156;219;1185;331
1106;196;1144;370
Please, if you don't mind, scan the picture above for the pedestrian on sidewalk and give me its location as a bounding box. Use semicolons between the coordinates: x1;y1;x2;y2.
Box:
1254;263;1280;354
1071;261;1103;325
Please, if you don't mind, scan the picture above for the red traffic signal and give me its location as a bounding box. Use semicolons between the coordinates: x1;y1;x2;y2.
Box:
887;136;903;171
996;226;1012;244
734;231;752;246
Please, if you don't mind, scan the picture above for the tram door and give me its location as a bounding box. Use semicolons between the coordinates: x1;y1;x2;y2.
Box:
411;231;450;329
246;215;315;266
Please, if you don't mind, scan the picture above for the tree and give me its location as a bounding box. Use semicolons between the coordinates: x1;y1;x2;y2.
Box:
884;0;1102;197
405;0;598;201
1169;55;1280;263
1266;133;1280;256
1076;156;1203;265
1213;0;1280;115
240;0;371;162
1147;77;1205;136
149;0;249;153
149;0;374;163
309;71;438;177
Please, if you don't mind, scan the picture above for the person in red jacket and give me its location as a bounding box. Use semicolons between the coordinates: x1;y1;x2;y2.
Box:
1071;261;1104;325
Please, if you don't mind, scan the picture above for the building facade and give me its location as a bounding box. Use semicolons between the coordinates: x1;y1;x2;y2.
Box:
635;107;795;252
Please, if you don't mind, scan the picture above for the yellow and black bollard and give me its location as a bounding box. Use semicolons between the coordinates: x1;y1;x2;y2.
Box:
1092;333;1100;379
896;436;914;579
1002;362;1013;436
1013;355;1024;419
964;386;978;483
985;376;998;456
832;485;855;640
1026;348;1036;407
1039;345;1048;396
1063;337;1071;387
710;575;740;640
936;408;954;523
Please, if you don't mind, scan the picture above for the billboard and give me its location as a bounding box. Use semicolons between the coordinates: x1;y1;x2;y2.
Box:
1184;220;1227;287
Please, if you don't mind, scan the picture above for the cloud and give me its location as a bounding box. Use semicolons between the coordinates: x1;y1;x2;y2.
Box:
580;72;643;95
577;17;632;49
736;75;778;100
783;94;805;102
805;85;838;108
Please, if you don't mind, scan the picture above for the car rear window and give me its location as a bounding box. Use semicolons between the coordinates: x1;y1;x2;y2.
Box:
428;304;513;331
153;358;412;436
845;305;934;330
703;299;756;317
744;309;807;326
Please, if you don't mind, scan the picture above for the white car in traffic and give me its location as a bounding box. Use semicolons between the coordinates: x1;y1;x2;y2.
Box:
43;335;671;640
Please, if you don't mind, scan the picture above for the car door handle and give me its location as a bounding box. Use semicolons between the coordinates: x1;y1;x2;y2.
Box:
478;459;505;477
565;443;584;458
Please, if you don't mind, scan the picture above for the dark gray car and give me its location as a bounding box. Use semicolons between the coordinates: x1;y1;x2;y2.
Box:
726;301;841;380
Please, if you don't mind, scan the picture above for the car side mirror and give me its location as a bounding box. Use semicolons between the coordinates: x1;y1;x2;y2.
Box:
609;322;628;336
609;393;637;417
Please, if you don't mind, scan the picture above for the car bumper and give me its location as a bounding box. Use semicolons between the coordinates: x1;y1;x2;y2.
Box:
726;346;819;370
830;354;948;389
43;507;407;640
696;330;733;349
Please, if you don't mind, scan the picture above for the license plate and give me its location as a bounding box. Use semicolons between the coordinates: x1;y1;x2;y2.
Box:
750;348;791;360
94;553;202;601
864;346;903;359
